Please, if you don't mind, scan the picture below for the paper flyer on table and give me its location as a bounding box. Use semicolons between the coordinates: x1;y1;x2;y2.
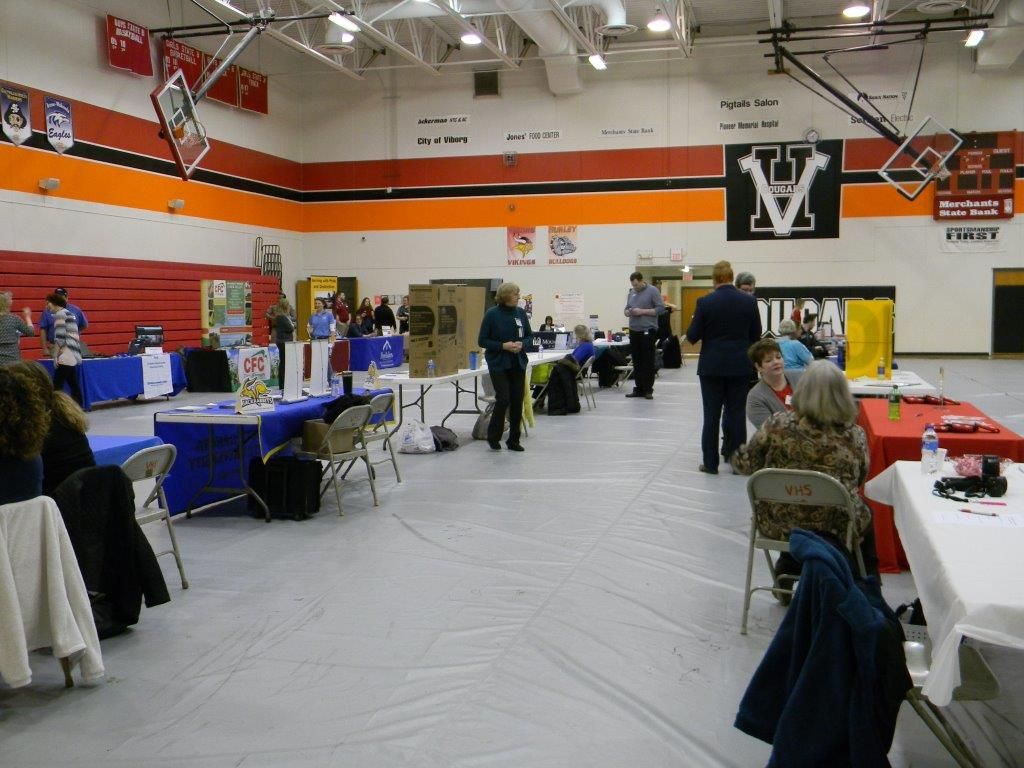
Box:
141;354;173;398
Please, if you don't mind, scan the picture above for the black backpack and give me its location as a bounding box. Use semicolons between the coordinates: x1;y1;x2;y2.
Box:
323;393;371;425
430;425;459;451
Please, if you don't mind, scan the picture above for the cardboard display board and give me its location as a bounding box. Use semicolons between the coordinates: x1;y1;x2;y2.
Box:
408;284;440;377
845;299;894;380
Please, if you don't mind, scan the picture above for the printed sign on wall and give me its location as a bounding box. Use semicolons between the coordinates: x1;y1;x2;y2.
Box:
725;140;842;241
941;225;1003;252
414;114;470;149
106;15;153;76
547;225;578;265
44;97;74;154
507;227;537;266
0;84;31;146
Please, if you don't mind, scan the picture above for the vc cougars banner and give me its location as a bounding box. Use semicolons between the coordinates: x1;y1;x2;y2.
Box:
725;139;842;241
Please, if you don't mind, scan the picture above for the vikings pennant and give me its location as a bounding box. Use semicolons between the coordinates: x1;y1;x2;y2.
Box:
0;84;31;146
44;96;74;154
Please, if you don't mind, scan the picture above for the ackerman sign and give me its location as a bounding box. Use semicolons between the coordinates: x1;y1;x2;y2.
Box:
725;140;842;241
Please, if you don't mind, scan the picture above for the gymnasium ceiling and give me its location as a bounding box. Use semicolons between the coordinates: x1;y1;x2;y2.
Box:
147;0;1008;92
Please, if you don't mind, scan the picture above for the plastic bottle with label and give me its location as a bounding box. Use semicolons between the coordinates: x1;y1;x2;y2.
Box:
921;423;940;473
836;339;846;370
887;385;901;421
426;359;436;378
877;357;886;380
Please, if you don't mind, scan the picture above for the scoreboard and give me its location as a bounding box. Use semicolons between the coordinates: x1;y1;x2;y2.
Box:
934;130;1016;220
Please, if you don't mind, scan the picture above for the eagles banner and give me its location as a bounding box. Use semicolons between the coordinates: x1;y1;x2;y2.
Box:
44;96;74;154
725;139;842;241
1;84;32;146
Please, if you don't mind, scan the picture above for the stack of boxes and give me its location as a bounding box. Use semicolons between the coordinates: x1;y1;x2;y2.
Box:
408;284;487;377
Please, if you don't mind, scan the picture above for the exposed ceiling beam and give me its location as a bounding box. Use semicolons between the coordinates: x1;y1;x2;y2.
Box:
545;0;603;59
327;0;440;74
436;0;521;68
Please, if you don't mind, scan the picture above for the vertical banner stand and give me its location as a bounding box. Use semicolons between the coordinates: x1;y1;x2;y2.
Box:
281;342;307;403
309;340;330;396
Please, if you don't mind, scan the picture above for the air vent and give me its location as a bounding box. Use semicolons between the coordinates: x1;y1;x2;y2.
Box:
596;22;638;36
916;0;966;14
316;42;355;55
474;70;499;98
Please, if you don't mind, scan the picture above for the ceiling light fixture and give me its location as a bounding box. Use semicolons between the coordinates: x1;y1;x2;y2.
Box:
964;29;984;47
460;31;482;45
647;8;671;32
842;2;871;19
329;12;360;32
588;53;607;70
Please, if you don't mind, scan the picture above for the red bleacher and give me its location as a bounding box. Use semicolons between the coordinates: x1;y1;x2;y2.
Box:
1;251;279;359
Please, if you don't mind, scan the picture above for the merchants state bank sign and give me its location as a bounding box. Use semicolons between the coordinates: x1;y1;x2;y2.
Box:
725;140;842;241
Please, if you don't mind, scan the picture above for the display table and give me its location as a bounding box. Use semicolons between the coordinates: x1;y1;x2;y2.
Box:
865;460;1024;706
154;388;391;519
40;354;188;411
88;435;163;467
847;370;937;398
857;399;1024;572
348;335;403;371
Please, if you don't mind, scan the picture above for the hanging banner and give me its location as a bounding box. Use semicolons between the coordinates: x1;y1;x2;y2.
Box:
204;56;240;107
106;15;154;77
0;84;31;146
934;131;1016;221
44;97;74;154
940;225;1003;253
547;225;579;265
162;39;204;90
507;227;537;266
239;67;269;114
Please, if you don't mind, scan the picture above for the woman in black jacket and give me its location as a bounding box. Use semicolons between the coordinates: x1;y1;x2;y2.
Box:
478;282;532;451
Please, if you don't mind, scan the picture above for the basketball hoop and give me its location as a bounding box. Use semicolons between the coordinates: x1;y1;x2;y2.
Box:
179;117;207;149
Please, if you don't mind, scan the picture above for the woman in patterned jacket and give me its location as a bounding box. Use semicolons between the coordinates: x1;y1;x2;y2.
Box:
732;359;877;576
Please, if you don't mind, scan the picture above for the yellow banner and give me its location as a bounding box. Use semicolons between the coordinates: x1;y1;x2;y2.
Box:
310;275;338;311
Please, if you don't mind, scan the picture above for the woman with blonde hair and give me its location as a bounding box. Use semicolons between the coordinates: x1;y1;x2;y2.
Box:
7;360;95;496
732;360;877;577
0;291;34;364
478;282;532;451
273;297;295;392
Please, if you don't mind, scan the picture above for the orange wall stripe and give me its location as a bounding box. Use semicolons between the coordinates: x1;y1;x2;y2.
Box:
303;189;725;231
1;143;302;230
843;179;1024;217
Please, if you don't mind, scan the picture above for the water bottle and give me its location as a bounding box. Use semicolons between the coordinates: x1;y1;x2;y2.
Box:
887;385;901;421
426;358;435;378
836;339;845;370
331;374;340;396
877;357;886;380
921;423;939;474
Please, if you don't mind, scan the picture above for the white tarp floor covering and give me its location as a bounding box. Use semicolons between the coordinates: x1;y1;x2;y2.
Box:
2;358;1022;767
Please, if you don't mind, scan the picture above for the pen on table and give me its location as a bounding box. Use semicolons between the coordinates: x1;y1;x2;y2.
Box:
976;501;1006;506
959;508;998;517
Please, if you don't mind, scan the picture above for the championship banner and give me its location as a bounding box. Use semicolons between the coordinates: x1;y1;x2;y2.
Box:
940;225;1003;253
239;67;269;115
0;84;31;146
507;227;537;266
934;131;1016;221
162;39;204;89
106;15;153;77
44;97;74;154
204;56;240;107
548;225;579;265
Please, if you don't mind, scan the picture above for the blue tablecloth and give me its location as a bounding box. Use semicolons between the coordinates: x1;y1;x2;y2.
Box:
89;435;164;467
155;388;392;514
40;354;188;411
349;336;403;371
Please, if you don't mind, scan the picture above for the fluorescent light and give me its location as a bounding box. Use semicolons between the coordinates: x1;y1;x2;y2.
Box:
340;31;354;43
461;31;482;45
964;29;984;47
329;12;360;32
588;53;607;70
647;9;671;32
842;3;871;19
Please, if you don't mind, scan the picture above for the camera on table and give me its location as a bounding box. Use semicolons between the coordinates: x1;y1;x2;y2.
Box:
981;454;1001;478
934;473;1007;500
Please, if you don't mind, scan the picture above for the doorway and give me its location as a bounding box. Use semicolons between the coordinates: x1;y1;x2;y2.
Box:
992;269;1024;357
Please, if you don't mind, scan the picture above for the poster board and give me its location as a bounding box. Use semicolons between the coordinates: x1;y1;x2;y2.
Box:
201;279;253;348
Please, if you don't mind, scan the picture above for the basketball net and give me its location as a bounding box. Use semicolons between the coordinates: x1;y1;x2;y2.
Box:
178;116;208;148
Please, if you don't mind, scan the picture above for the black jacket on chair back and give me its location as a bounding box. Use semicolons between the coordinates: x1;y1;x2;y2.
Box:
52;465;171;638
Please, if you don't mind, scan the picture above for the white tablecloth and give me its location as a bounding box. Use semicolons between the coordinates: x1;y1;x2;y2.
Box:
848;370;937;397
864;460;1024;705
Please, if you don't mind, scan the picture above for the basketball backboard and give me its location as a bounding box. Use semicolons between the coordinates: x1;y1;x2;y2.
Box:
150;69;210;181
878;116;962;202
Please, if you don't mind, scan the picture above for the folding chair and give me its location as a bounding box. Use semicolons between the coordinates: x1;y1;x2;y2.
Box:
296;404;378;516
904;639;999;768
740;468;866;635
575;355;597;410
121;444;188;590
354;392;401;482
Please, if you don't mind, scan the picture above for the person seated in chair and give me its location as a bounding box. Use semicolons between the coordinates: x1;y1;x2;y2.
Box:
570;324;595;366
732;360;878;580
0;364;49;504
799;313;828;359
776;319;813;371
745;339;802;431
538;315;556;332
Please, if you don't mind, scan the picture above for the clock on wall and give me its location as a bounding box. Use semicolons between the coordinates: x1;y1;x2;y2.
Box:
803;127;821;144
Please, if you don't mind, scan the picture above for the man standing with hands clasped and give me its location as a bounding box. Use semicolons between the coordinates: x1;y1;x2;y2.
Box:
623;272;665;400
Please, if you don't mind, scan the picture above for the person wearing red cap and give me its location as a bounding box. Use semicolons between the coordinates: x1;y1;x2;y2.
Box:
38;287;88;358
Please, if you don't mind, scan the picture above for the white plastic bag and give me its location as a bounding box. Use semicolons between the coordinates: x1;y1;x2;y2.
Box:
398;419;436;454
